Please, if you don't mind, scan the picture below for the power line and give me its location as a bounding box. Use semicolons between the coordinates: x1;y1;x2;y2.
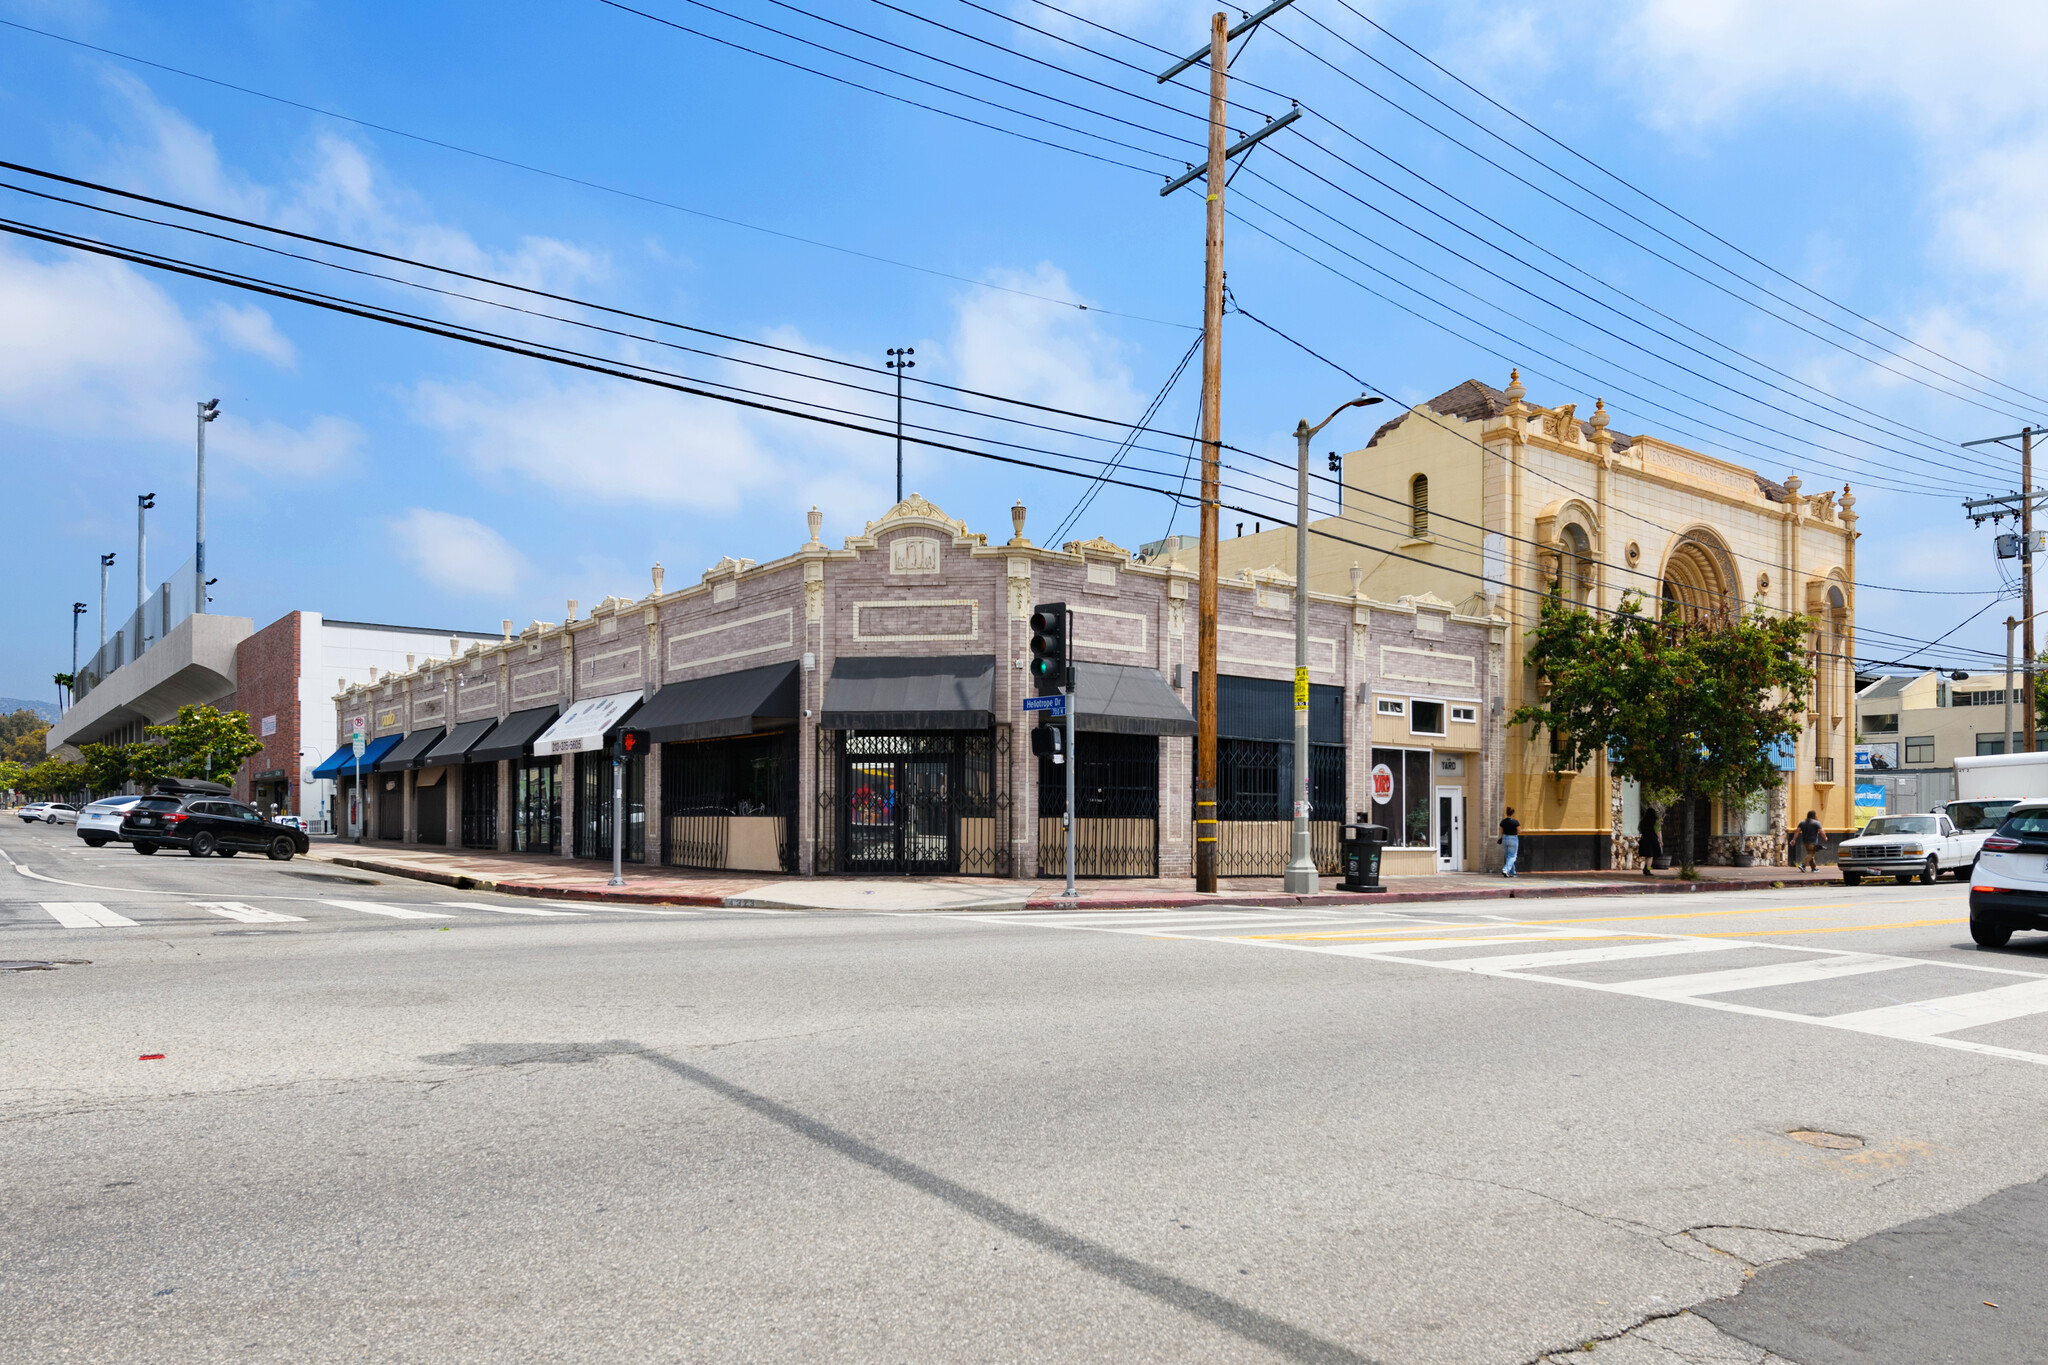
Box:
0;13;1194;331
1050;329;1204;544
0;159;1218;447
590;0;1182;169
1302;0;2048;415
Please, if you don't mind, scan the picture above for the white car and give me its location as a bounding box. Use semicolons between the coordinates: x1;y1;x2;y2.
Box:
75;796;143;848
1836;813;1974;885
17;802;77;825
1967;798;2048;946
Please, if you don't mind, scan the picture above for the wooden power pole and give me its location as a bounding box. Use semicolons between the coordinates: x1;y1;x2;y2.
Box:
1194;11;1227;893
1156;2;1301;892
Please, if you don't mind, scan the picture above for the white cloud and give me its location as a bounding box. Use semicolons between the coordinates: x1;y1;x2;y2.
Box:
209;303;295;368
209;413;361;478
0;237;197;437
946;263;1145;421
385;508;525;595
407;372;792;510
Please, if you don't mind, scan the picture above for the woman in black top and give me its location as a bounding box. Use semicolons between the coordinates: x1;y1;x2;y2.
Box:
1638;806;1662;875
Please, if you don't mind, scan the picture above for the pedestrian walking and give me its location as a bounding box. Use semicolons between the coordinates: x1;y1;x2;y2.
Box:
1500;807;1520;877
1796;810;1824;873
1638;805;1662;875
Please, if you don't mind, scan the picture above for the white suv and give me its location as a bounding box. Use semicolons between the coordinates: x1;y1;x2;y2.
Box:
1967;798;2048;947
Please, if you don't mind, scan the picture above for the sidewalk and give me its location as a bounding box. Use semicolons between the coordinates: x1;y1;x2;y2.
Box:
303;840;1839;912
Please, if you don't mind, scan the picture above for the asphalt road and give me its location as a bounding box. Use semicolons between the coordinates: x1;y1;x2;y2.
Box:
6;816;2048;1364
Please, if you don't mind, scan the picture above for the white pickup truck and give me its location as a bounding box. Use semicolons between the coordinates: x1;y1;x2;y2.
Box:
1837;813;1981;885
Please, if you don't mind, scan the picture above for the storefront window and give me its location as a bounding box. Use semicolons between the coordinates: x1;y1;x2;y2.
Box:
1369;747;1433;847
575;750;645;860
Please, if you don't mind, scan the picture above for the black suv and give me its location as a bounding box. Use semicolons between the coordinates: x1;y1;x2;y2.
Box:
121;780;311;860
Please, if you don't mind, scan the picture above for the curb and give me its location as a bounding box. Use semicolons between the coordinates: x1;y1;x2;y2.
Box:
310;849;1813;912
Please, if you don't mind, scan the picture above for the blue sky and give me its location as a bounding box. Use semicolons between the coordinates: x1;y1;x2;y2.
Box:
5;0;2045;705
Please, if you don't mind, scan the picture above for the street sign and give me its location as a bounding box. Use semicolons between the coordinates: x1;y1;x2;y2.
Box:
352;736;366;757
1022;694;1067;716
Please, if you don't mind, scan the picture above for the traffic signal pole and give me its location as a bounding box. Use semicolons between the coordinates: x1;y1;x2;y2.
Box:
1065;662;1077;899
610;745;625;887
1030;604;1077;898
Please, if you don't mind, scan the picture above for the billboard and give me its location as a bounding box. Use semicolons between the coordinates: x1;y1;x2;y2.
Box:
1856;743;1898;771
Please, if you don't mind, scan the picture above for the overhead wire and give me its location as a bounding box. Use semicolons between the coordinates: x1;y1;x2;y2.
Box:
0;14;1197;330
874;3;2011;488
0;159;1222;447
1300;0;2048;416
1050;329;1204;544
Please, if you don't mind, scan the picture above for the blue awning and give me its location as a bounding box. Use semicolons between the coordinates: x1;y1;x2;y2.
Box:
311;734;399;780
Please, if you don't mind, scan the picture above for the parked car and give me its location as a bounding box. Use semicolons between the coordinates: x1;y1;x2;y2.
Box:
1967;799;2048;946
75;796;144;847
17;802;77;825
1836;813;1975;885
120;784;311;860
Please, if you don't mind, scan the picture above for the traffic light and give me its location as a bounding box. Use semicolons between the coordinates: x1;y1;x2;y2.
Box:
616;728;646;760
1029;602;1068;688
1029;723;1065;762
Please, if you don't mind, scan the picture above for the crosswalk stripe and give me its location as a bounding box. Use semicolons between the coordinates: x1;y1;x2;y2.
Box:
1619;953;1915;1000
40;901;138;928
194;902;307;924
322;899;454;920
1424;938;1752;974
434;901;585;917
1826;977;2048;1039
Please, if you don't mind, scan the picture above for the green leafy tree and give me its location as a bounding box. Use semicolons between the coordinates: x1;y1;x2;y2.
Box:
78;743;132;795
123;741;173;790
1513;592;1814;878
0;758;24;796
143;705;265;781
0;709;50;766
20;757;88;799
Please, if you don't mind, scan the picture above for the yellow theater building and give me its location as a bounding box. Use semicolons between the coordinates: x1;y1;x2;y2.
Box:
1204;372;1859;871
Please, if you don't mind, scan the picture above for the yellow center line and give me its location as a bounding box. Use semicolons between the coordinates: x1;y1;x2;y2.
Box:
1689;918;1964;938
1246;932;1665;944
1506;900;1951;926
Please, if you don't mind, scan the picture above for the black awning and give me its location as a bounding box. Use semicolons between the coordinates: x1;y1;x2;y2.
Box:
467;704;560;763
821;655;995;730
374;726;445;772
638;661;800;744
423;716;498;766
1070;663;1197;736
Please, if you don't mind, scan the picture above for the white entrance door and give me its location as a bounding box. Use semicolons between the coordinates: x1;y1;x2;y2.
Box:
1435;788;1465;871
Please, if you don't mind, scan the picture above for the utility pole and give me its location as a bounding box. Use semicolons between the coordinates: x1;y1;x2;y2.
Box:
196;399;219;614
1285;397;1379;893
1157;3;1299;893
886;348;914;504
1963;425;2043;751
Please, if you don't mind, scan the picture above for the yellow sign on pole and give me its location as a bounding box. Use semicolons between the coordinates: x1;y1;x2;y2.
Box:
1293;666;1309;710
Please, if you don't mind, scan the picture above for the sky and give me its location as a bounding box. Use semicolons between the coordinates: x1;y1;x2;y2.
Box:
4;0;2046;705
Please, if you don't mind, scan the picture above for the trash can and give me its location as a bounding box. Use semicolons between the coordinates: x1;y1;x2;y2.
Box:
1341;818;1390;892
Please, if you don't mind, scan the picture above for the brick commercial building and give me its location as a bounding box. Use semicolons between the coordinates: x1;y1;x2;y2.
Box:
331;494;1506;880
1205;372;1860;870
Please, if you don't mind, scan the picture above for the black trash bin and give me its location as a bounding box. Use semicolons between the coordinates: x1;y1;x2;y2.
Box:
1340;818;1390;893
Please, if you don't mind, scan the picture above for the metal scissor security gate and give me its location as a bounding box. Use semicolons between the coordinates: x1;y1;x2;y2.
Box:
460;764;498;849
818;729;1010;876
1038;733;1159;877
1215;737;1346;876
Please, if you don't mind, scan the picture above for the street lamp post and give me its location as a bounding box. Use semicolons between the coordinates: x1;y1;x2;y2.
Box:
196;399;219;614
69;602;86;709
98;552;114;655
1284;394;1381;894
136;492;155;647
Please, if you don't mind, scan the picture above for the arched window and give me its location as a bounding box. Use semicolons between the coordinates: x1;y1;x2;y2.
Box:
1561;522;1593;604
1410;474;1429;538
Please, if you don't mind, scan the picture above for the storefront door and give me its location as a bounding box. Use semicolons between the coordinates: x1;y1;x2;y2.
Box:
1435;787;1465;872
830;731;1007;876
